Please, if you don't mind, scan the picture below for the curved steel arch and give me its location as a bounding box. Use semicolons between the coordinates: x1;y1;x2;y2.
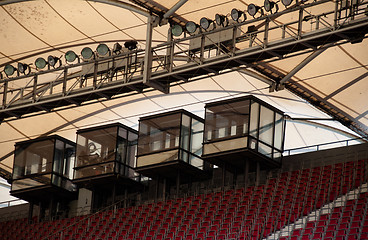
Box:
0;0;151;17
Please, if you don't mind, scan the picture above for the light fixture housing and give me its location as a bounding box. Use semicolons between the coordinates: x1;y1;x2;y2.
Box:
48;55;61;68
264;0;279;13
96;43;110;57
113;43;123;54
248;4;264;17
35;57;47;69
65;50;78;63
124;40;138;50
81;47;94;60
200;17;213;30
171;24;184;37
215;14;229;27
281;0;293;7
17;63;30;75
231;8;246;22
4;64;16;77
185;21;199;34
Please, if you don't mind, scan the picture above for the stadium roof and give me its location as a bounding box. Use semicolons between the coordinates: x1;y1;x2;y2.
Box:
0;0;367;182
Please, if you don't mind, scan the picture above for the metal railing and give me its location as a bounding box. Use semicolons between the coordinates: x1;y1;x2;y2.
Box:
283;137;367;156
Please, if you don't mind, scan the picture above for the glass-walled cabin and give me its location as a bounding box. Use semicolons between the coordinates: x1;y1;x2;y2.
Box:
73;123;139;186
136;109;210;181
11;135;76;202
202;95;285;169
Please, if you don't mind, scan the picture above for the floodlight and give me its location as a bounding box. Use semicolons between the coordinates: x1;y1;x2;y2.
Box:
231;9;246;22
248;4;264;17
96;43;110;57
215;14;229;27
4;64;16;77
185;21;199;34
17;63;30;75
35;57;47;69
48;55;61;68
113;43;122;53
264;0;279;13
124;40;138;50
81;47;94;60
65;50;78;63
281;0;293;7
171;24;184;37
200;17;213;30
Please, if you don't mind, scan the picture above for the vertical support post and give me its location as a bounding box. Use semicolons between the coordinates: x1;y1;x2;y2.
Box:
176;170;180;197
155;176;160;201
33;75;38;102
297;8;304;39
264;17;270;48
334;0;339;29
124;188;128;208
166;29;174;72
63;67;68;96
200;34;205;64
222;164;226;190
256;162;260;186
244;159;249;188
112;182;116;204
2;80;8;108
163;177;166;201
93;61;98;89
28;202;34;224
231;26;238;56
143;15;154;85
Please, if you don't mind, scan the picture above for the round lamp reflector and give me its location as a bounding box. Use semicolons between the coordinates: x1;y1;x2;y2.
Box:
281;0;293;6
96;44;109;56
48;55;58;67
231;9;241;21
171;24;183;37
248;4;258;16
81;47;94;60
200;17;211;30
17;63;28;74
113;43;122;53
65;51;77;63
35;57;47;69
185;21;198;34
4;65;16;77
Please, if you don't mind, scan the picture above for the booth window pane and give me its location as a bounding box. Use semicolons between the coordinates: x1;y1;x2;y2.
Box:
180;115;190;162
53;140;65;175
13;139;54;179
128;132;138;168
76;127;117;168
138;113;181;155
64;144;75;180
274;113;284;150
11;174;51;191
75;162;114;179
249;102;259;138
259;142;273;158
190;118;203;156
259;106;274;146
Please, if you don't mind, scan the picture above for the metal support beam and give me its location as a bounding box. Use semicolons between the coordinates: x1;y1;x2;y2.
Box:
163;0;188;20
143;15;169;93
279;44;332;85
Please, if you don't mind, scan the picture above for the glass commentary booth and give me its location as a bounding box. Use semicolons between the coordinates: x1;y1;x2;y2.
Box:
11;135;76;203
73;123;140;187
202;95;286;171
136;109;211;182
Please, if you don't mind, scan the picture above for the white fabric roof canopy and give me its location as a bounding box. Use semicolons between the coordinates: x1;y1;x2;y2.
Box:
0;0;367;180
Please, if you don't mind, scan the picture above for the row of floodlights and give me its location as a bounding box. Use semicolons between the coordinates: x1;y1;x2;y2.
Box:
171;0;294;37
1;41;138;78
